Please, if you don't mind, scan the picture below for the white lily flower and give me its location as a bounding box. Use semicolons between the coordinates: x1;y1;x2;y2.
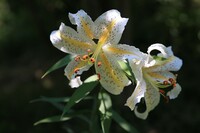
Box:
126;43;183;119
50;9;142;94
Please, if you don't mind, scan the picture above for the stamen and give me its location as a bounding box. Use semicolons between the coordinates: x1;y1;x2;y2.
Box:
163;80;169;85
169;78;174;83
169;78;176;87
159;89;165;94
74;68;79;73
82;55;89;60
97;62;102;67
97;73;101;80
90;58;95;63
74;56;81;62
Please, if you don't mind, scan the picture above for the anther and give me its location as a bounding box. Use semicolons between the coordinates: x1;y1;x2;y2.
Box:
82;55;89;60
169;78;174;83
74;56;81;62
74;68;80;73
97;73;101;80
159;89;165;94
163;80;169;85
90;58;95;63
97;62;102;67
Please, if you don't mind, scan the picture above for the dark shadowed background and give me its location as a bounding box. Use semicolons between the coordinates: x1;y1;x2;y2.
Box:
0;0;200;133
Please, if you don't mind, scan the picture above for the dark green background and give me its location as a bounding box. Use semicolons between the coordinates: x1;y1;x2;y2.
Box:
0;0;199;133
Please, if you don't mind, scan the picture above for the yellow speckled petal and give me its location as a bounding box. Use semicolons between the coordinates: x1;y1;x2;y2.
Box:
69;10;95;40
95;51;130;95
64;59;92;80
94;9;128;44
134;82;160;119
103;44;143;60
147;71;176;83
50;23;95;55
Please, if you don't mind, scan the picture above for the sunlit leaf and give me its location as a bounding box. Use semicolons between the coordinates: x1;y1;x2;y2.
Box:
118;60;135;82
98;91;112;133
112;110;139;133
42;55;72;78
62;76;99;117
84;74;99;83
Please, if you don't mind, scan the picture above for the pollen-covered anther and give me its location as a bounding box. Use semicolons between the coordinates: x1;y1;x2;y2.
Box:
169;78;176;87
159;89;165;94
74;68;80;73
97;73;101;80
97;62;102;67
74;56;81;62
90;58;95;63
82;55;89;60
163;80;169;85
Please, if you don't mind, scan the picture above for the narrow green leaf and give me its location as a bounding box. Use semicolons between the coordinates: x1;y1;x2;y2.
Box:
112;110;139;133
34;115;72;125
98;91;112;133
62;76;99;117
34;110;90;126
31;96;70;111
42;55;72;78
31;96;70;103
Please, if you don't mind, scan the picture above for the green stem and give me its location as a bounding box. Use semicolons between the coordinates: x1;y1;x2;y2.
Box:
90;95;100;133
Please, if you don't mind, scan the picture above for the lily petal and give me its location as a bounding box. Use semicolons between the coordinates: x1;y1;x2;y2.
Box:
125;60;146;110
148;56;183;72
95;51;129;95
94;9;128;44
147;71;176;83
147;43;173;58
135;82;160;119
64;59;92;80
167;83;182;99
50;23;95;55
103;44;143;60
69;10;95;40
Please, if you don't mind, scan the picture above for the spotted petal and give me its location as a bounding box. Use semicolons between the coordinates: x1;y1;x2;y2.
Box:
134;82;160;119
50;23;95;55
103;44;144;60
95;51;129;95
69;10;95;40
146;71;176;84
94;9;128;45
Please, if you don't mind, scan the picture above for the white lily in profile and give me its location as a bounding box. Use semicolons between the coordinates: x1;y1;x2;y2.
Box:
50;9;142;94
126;43;183;119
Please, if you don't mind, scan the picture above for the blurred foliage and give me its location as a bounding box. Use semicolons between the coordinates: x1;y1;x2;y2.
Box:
0;0;200;133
